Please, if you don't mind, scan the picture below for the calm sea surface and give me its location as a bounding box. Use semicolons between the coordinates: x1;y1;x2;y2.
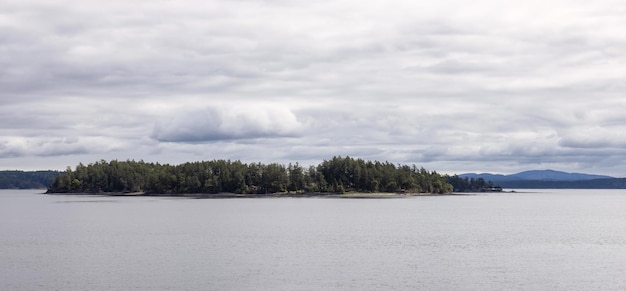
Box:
1;189;625;290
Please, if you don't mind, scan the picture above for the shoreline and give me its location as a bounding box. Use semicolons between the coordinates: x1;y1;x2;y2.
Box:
44;191;470;199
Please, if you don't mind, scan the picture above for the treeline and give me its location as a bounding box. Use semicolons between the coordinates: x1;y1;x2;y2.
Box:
0;170;59;189
496;178;626;189
445;175;501;192
47;157;454;194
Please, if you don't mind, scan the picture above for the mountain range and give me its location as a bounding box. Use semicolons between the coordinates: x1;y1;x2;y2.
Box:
458;170;626;189
459;169;614;182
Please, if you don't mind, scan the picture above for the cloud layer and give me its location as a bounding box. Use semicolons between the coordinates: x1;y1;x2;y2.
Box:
1;0;626;176
152;105;303;142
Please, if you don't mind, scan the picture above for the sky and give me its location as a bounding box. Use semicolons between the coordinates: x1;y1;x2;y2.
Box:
1;0;626;176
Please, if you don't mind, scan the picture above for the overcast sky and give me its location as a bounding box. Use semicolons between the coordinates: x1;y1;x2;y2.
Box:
1;0;626;176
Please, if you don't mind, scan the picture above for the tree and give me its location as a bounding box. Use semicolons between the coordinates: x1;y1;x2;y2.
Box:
47;157;455;195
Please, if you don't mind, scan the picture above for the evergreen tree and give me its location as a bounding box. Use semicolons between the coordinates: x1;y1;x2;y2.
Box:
47;157;456;195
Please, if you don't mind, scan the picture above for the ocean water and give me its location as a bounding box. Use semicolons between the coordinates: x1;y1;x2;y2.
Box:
1;189;625;290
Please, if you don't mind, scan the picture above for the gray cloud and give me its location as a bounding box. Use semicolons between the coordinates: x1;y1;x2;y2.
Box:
0;137;97;158
2;0;626;175
151;105;303;142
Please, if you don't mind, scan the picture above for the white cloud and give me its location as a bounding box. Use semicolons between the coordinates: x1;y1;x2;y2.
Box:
0;136;119;158
151;104;304;142
2;0;626;176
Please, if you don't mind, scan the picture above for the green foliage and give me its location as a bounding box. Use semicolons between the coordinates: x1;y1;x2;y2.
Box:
445;175;497;192
0;170;60;189
47;157;454;195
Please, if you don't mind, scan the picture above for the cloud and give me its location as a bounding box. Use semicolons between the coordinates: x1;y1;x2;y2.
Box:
0;137;109;158
2;0;626;176
151;105;304;142
558;125;626;149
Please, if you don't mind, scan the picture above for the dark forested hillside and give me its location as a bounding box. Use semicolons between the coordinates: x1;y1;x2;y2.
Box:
0;170;60;189
46;157;454;195
496;178;626;189
459;170;613;182
444;175;501;192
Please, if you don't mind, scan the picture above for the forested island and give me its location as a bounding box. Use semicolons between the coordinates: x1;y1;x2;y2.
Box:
46;156;471;196
0;170;59;189
445;175;502;192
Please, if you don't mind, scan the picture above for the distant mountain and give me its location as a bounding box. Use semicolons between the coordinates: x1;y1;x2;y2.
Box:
509;170;613;181
459;169;614;182
457;169;622;189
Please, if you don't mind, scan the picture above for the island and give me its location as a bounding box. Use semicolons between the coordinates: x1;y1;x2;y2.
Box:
45;156;476;197
0;170;59;189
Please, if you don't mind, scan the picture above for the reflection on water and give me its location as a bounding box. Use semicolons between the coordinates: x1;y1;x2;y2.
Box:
1;189;626;290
